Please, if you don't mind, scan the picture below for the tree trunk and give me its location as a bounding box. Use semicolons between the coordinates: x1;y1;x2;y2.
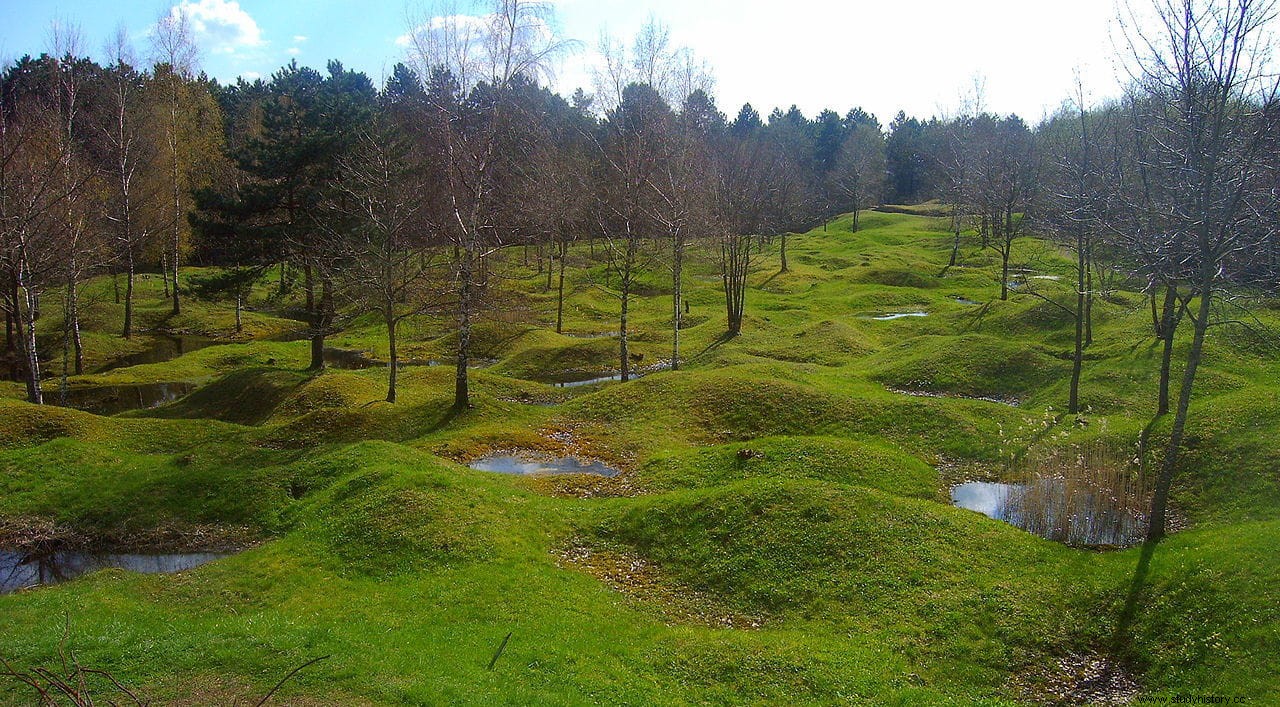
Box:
123;247;135;339
618;235;637;383
386;306;398;404
1149;287;1160;337
169;89;182;317
69;276;82;376
308;275;333;371
1000;247;1010;301
234;291;243;333
852;209;860;232
1068;230;1087;414
1084;256;1094;347
1147;279;1212;541
1000;209;1013;301
454;243;474;409
555;239;567;334
779;232;788;272
619;284;631;382
161;250;171;299
671;231;684;372
1157;285;1179;416
16;276;42;404
722;235;750;336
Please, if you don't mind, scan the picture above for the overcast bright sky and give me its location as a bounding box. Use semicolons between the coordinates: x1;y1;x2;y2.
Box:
0;0;1131;125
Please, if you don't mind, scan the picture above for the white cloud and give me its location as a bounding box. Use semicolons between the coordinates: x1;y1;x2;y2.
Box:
396;14;493;48
287;47;301;56
167;0;264;54
293;35;308;43
239;71;261;81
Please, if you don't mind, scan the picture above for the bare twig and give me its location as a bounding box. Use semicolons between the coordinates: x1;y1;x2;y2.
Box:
253;655;330;707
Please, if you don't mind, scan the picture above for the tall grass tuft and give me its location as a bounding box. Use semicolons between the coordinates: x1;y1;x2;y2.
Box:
1006;442;1152;547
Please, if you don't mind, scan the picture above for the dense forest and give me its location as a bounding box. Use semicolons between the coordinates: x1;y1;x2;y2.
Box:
2;0;1279;703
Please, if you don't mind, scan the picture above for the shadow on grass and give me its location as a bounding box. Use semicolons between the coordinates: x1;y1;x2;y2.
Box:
691;331;738;362
956;301;995;332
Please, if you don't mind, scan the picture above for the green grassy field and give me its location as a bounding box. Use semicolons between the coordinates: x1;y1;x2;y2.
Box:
1;211;1276;704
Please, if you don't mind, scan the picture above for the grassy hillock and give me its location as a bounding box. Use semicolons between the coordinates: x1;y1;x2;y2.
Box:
1;211;1276;704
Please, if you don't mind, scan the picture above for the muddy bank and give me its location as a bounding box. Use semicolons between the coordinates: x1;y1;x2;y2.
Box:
0;516;259;555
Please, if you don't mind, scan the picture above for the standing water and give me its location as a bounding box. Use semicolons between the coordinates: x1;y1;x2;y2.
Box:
1;550;230;594
867;312;929;321
469;455;620;477
96;334;222;373
951;479;1148;547
54;382;196;415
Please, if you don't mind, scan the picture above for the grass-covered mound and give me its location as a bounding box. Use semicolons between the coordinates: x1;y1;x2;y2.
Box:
637;435;938;497
867;333;1069;402
135;368;310;425
585;477;1073;616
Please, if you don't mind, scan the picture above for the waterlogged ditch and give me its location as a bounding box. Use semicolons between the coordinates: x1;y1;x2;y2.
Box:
469;455;621;477
96;334;222;373
951;480;1148;547
52;382;197;415
864;312;929;321
0;549;230;594
543;362;672;388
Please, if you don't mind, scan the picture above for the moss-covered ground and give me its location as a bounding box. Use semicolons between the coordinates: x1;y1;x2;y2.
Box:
0;211;1276;704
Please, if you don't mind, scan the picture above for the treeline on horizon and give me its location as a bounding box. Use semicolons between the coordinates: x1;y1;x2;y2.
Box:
3;1;1279;540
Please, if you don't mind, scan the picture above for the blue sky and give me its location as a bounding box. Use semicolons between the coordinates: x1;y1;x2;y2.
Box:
0;0;1125;124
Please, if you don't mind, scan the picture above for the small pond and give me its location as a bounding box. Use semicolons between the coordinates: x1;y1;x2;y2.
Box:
52;382;196;415
951;480;1146;547
323;348;486;371
323;347;380;370
469;455;621;477
96;334;221;373
552;372;625;388
544;362;670;388
952;296;982;305
560;331;618;339
867;312;928;321
1;550;229;594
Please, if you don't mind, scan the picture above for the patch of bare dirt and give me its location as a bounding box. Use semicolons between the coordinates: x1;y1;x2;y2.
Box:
1010;653;1141;705
0;516;260;554
555;539;764;629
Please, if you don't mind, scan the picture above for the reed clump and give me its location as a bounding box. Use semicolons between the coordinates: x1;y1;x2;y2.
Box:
1006;443;1151;547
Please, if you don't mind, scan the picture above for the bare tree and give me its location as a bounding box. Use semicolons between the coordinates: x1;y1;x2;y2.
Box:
968;113;1039;300
594;83;671;381
521;94;593;334
405;0;569;408
102;28;163;340
1117;0;1280;540
649;89;721;370
592;17;714;114
1037;83;1119;414
717;117;794;336
830;121;887;232
149;6;200;316
0;59;93;403
47;25;100;384
322;120;445;403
